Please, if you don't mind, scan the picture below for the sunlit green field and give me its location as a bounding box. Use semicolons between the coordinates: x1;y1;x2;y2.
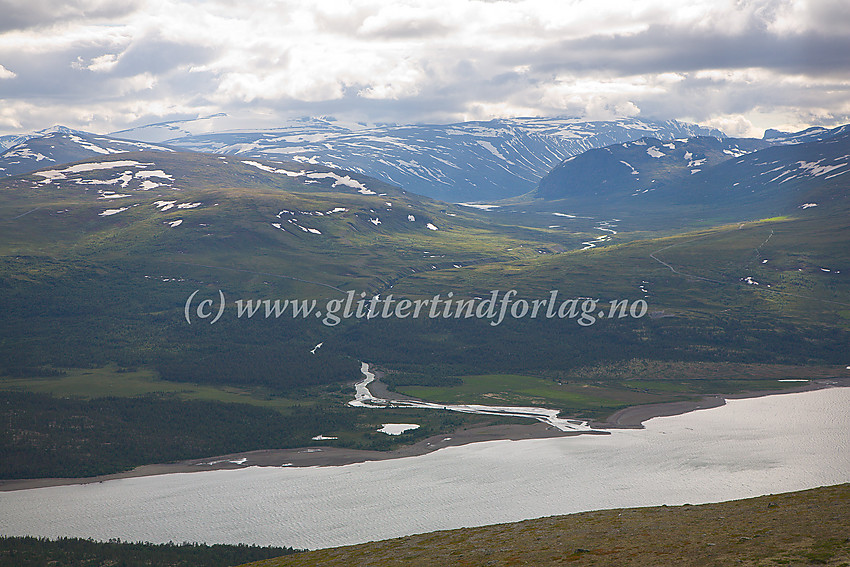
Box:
392;358;848;418
398;373;659;412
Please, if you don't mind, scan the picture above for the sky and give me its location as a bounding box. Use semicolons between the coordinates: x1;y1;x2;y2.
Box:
0;0;848;137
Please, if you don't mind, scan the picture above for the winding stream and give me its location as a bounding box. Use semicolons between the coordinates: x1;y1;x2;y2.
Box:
581;220;619;250
349;362;597;432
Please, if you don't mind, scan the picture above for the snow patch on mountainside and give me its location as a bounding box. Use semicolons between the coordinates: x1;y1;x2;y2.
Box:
796;160;847;177
2;147;54;162
34;161;153;183
241;159;377;194
620;160;639;175
457;203;500;210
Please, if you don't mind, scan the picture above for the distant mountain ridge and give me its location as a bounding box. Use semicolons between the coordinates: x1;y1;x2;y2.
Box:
109;116;725;201
6;117;847;207
534;128;850;221
0;127;174;178
537;136;770;202
762;123;850;145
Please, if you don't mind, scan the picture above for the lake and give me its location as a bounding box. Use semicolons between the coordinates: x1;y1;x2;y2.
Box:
1;387;848;550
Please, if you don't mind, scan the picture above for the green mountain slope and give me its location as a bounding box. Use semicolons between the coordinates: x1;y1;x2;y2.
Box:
370;201;849;390
2;150;847;393
0;151;600;385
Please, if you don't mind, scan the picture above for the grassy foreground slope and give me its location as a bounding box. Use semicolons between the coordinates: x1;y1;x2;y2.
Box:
244;483;850;567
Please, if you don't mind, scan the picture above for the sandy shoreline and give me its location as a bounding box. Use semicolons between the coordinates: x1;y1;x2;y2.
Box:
0;422;583;492
597;378;846;428
1;375;846;493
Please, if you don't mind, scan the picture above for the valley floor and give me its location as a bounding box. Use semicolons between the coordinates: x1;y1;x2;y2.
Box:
1;376;842;492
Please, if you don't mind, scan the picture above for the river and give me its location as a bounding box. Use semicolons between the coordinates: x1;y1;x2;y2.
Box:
349;362;595;431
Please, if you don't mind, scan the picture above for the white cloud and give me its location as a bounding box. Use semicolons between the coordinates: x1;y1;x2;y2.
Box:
118;72;157;94
0;0;848;135
539;75;668;119
700;114;758;138
87;53;121;72
71;54;122;72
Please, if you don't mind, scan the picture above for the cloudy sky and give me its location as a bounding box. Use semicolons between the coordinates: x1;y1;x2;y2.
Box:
0;0;848;137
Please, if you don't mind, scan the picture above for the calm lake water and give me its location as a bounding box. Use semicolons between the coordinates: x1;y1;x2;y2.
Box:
1;387;848;550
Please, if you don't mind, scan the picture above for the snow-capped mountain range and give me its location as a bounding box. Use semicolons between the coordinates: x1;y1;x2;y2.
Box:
108;116;723;201
5;117;847;206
